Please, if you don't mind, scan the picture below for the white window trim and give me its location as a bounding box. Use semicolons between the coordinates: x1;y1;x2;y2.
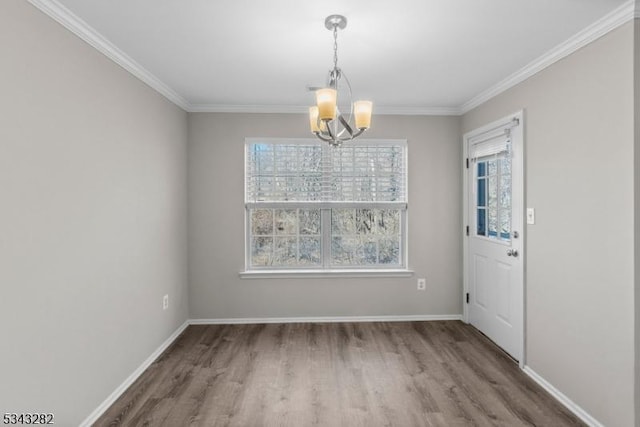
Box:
242;138;410;276
239;269;414;279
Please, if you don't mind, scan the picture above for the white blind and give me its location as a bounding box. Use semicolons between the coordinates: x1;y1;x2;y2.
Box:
468;129;511;160
245;139;407;205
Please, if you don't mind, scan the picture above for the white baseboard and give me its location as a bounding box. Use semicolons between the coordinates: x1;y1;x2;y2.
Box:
522;366;604;427
189;314;462;325
79;320;189;427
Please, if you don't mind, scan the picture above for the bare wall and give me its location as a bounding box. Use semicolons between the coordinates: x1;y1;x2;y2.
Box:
188;113;461;319
463;23;635;427
0;1;189;425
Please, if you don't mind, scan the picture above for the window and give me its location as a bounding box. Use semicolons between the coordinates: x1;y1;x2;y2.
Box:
475;155;511;240
245;138;407;272
469;127;512;242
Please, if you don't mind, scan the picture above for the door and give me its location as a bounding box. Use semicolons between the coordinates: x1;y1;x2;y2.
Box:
464;113;524;363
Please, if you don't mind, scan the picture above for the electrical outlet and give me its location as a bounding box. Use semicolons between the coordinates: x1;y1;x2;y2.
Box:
417;278;426;291
163;294;169;310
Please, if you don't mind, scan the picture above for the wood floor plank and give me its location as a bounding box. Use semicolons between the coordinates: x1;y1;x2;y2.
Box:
95;321;585;427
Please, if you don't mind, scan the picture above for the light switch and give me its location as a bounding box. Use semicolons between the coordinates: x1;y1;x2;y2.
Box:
526;208;535;225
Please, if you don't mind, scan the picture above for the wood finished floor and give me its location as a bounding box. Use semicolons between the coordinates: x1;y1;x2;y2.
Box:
95;321;584;427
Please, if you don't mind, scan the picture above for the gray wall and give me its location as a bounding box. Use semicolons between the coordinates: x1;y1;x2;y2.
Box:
0;2;189;425
5;0;637;424
463;23;635;427
188;113;462;319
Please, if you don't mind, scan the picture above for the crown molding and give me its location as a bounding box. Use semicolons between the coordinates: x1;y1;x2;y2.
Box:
26;0;459;117
187;103;462;116
461;0;635;114
188;104;309;114
374;105;462;116
28;0;636;118
28;0;191;111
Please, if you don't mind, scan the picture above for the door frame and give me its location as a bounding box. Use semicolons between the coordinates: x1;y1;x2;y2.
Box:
462;110;525;368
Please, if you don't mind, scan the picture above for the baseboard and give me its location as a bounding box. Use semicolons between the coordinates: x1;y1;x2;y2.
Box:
79;320;189;427
522;366;604;427
189;314;463;325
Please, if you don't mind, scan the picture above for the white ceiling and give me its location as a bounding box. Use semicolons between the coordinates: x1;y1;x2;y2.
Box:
43;0;630;113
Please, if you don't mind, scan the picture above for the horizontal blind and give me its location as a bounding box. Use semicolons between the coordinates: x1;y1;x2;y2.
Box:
246;143;323;202
246;140;407;205
468;129;511;160
326;144;406;202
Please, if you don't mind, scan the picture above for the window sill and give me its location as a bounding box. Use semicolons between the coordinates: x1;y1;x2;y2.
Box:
239;269;414;279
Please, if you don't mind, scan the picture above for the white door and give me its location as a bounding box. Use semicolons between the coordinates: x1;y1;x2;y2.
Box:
464;112;524;363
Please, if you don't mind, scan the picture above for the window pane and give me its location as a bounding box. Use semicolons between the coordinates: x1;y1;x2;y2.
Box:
488;205;498;237
477;178;486;207
251;209;273;235
331;236;360;265
501;155;511;176
299;209;320;235
275;209;297;235
356;209;376;234
331;208;402;267
477;209;486;236
362;237;377;264
487;159;497;176
500;213;511;240
377;209;400;235
488;174;498;237
274;237;297;266
379;237;400;264
477;162;486;177
500;158;512;241
332;209;356;234
299;237;321;266
488;176;497;209
500;176;511;209
251;237;273;266
250;208;323;268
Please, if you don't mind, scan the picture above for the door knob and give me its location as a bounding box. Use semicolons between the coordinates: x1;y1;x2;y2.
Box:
507;249;518;257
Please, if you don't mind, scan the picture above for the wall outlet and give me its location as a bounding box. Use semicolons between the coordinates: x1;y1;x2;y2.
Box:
417;278;426;291
163;294;169;310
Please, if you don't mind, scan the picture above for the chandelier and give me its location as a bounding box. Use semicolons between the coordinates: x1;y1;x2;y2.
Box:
308;15;373;147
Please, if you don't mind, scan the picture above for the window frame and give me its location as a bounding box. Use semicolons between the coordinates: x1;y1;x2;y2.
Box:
242;138;411;278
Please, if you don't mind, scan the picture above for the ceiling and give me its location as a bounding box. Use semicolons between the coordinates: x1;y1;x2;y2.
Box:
40;0;630;113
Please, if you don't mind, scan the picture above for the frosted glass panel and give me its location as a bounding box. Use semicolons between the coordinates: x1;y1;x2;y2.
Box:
475;155;511;242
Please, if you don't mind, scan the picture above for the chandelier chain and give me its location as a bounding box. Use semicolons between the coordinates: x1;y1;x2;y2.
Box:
333;25;338;72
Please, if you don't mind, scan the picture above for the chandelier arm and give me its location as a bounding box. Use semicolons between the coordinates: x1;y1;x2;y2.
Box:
338;114;354;136
350;128;367;139
313;131;335;143
336;128;365;143
325;121;336;141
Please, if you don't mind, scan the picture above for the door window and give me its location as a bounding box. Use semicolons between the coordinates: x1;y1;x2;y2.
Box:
475;154;511;241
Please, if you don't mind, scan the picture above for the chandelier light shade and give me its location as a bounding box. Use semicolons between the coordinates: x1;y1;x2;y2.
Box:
309;15;372;147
